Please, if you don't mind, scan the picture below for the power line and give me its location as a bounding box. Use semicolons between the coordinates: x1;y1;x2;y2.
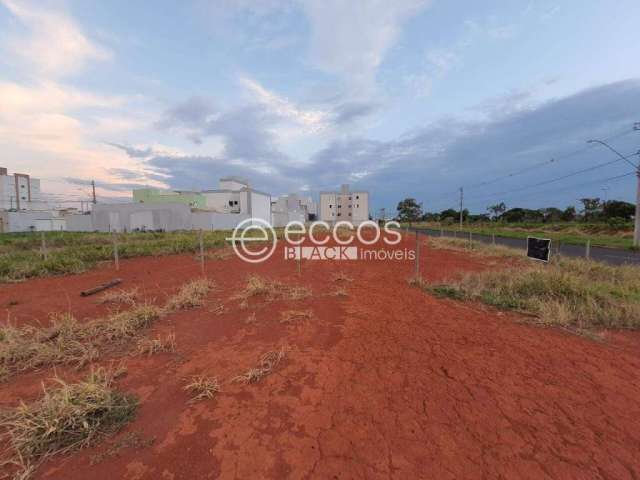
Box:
462;126;636;190
463;151;638;202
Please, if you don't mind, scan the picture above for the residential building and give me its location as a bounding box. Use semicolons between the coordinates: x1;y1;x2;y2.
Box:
0;167;48;211
271;193;318;227
319;184;369;224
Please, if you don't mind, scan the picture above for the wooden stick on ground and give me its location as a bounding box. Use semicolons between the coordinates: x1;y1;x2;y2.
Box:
80;278;123;297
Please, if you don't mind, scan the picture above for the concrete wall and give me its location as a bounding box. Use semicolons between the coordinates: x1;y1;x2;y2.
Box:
191;212;251;230
92;203;192;232
250;191;271;224
0;211;58;232
65;214;94;232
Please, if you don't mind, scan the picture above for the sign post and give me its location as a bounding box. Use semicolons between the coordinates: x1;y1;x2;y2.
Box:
526;236;551;263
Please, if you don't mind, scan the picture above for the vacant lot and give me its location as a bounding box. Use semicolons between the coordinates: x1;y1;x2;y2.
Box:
1;234;639;479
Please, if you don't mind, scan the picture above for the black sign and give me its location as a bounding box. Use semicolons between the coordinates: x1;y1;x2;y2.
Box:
527;236;551;262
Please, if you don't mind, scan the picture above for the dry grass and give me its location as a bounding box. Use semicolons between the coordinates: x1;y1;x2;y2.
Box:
98;288;139;306
235;275;311;309
136;333;176;356
280;310;313;324
329;287;348;297
164;279;214;312
414;255;640;330
0;305;161;380
233;347;286;384
331;272;353;283
0;367;137;479
428;237;522;258
183;375;221;402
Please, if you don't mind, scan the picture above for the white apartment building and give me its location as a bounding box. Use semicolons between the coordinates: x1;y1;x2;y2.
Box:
271;193;318;227
0;167;48;211
319;184;369;224
201;177;271;223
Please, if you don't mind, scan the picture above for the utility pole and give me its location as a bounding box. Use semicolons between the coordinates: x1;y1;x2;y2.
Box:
459;187;464;230
91;180;97;204
588;126;640;247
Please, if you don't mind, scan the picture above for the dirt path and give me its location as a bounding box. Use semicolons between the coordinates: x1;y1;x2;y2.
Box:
1;237;640;479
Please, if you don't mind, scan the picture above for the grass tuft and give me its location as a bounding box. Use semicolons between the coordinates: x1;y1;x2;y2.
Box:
0;368;137;478
233;348;286;384
280;310;313;324
98;288;139;306
235;275;311;309
183;375;221;402
136;333;176;356
164;279;214;312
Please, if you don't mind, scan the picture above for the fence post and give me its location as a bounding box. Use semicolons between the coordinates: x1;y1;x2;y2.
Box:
557;240;561;257
469;231;473;249
199;229;205;275
415;230;420;276
453;230;457;238
112;232;119;271
40;232;48;261
585;239;591;260
492;233;495;246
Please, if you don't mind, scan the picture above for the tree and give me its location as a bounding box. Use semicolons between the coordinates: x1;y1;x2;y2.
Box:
579;198;601;221
487;202;506;221
540;207;562;223
602;200;635;220
396;198;423;223
560;206;576;222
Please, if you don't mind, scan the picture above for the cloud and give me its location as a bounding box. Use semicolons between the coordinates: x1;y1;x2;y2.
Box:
1;0;111;78
302;0;429;93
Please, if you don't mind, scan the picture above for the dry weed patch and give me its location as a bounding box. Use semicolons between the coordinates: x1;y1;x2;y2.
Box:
98;288;139;306
136;333;176;356
0;367;137;479
280;310;313;324
331;272;353;283
183;375;221;402
235;275;311;309
412;253;640;330
164;279;214;312
233;347;286;384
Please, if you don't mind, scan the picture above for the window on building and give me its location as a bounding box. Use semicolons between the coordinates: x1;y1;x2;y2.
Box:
21;196;26;200
356;195;359;199
337;204;341;208
234;200;238;205
348;212;351;216
337;213;341;217
329;204;332;208
20;185;25;189
349;196;352;200
228;200;233;206
356;204;360;208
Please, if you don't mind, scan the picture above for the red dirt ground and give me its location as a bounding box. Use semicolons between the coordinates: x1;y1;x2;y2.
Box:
1;235;640;479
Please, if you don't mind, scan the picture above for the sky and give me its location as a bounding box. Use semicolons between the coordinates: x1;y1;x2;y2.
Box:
1;0;640;215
